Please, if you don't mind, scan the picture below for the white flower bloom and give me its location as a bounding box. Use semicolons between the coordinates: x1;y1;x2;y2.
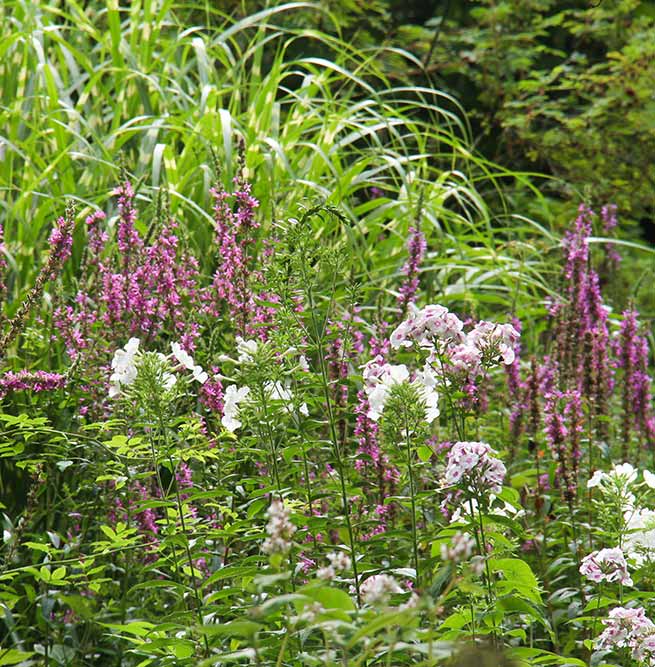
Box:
109;338;141;398
363;360;409;421
236;336;259;363
390;304;465;351
580;548;633;586
171;342;194;370
171;342;208;384
614;463;638;484
624;508;655;565
192;367;209;384
298;355;310;372
264;381;293;403
444;441;506;494
587;470;606;488
299;403;309;417
326;550;352;572
588;463;638;492
222;385;250;432
643;470;655;489
440;532;475;562
466;321;520;366
362;357;439;423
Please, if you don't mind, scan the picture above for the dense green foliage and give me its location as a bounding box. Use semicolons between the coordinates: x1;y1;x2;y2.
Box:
0;2;654;667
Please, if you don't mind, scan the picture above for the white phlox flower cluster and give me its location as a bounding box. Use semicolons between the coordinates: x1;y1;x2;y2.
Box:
171;342;208;384
362;356;439;423
222;385;251;432
235;336;259;363
109;338;140;398
262;499;297;556
588;462;640;490
624;508;655;565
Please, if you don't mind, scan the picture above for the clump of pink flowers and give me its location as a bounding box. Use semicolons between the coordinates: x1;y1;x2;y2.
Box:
580;548;633;586
596;606;655;659
262;499;296;556
443;441;506;494
359;573;404;606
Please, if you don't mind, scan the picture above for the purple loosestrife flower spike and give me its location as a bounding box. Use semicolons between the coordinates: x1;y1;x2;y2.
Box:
0;203;75;359
397;226;427;316
0;370;66;399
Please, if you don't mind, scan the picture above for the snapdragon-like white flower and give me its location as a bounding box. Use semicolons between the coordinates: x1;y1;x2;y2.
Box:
580;548;633;586
444;441;506;494
171;342;208;384
360;573;404;606
109;338;140;398
262;499;296;556
222;385;250;432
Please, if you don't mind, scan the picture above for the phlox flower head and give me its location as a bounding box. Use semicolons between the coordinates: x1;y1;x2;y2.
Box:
390;304;465;351
236;336;259;363
466;321;520;366
633;633;655;665
171;342;208;384
362;357;439;423
317;550;352;581
262;499;296;556
624;508;655;565
588;463;638;489
444;441;506;494
579;548;633;586
595;606;654;653
109;338;140;398
222;385;250;432
360;573;404;606
439;532;475;563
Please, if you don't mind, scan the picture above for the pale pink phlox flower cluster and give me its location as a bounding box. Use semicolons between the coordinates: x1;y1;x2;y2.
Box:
390;305;520;382
443;441;506;494
262;499;297;556
596;606;655;663
579;548;633;586
359;573;404;606
317;550;352;581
